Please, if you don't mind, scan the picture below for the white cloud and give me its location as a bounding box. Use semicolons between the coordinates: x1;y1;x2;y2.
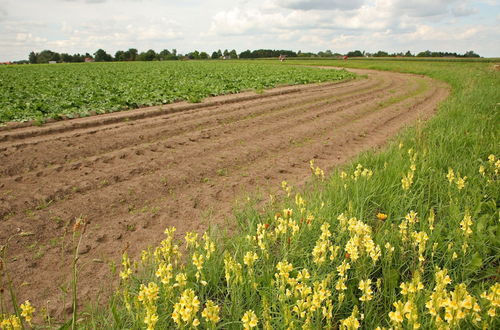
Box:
277;0;365;11
451;3;478;16
0;0;499;61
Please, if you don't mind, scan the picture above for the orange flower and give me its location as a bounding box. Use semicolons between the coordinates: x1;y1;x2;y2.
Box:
377;213;388;221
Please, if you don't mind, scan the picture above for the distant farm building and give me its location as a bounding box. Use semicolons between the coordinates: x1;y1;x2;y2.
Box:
84;57;94;63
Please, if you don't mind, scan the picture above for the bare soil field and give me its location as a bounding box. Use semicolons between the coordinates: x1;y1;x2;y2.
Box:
0;68;448;319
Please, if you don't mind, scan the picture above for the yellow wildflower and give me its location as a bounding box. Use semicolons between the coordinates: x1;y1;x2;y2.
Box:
479;165;485;176
174;272;187;288
224;253;243;286
20;300;35;325
389;300;405;324
447;168;455;184
340;305;361;329
337;260;351;277
242;310;258;329
201;300;220;325
385;242;395;254
243;251;259;267
119;253;132;281
138;282;159;303
358;279;373;302
203;232;216;259
427;209;435;232
481;282;500;318
455;176;467;190
0;315;21;330
460;210;473;236
155;262;173;285
192;252;204;281
172;289;200;327
185;232;199;249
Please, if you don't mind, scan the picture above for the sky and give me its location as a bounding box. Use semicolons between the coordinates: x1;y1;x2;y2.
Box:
0;0;499;61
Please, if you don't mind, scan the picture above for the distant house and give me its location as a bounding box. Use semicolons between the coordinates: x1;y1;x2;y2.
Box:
0;62;12;65
49;61;57;64
84;57;94;63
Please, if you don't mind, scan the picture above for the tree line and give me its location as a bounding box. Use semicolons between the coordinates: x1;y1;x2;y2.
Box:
26;48;481;64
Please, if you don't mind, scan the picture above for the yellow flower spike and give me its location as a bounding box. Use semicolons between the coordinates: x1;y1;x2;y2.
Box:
201;300;220;325
428;209;435;232
119;253;133;281
243;251;259;268
241;310;258;329
455;176;467;190
385;242;395;254
202;232;216;259
185;232;199;249
479;165;485;176
337;260;351;277
460;210;473;237
389;300;405;324
340;305;361;329
172;289;200;327
447;168;455;184
20;300;35;325
358;279;374;302
155;262;173;285
0;315;22;330
174;272;187;288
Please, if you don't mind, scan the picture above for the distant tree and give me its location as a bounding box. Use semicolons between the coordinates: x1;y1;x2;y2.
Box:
138;49;157;61
37;50;59;63
28;51;38;64
123;48;138;61
60;53;73;62
464;50;480;58
229;49;238;59
171;49;177;56
373;50;389;57
238;50;252;58
94;49;113;62
211;51;219;59
417;50;432;57
318;50;333;57
72;54;86;62
217;49;223;58
200;52;209;59
405;50;413;57
223;49;229;57
114;50;126;62
158;49;170;60
346;50;363;57
187;50;200;60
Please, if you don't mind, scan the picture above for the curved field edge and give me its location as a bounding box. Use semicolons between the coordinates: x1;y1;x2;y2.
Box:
4;61;499;329
0;62;354;125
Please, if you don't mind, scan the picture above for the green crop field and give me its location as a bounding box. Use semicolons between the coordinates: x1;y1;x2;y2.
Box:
0;61;353;124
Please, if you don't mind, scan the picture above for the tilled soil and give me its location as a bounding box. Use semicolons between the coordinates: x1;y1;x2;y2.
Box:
0;68;449;319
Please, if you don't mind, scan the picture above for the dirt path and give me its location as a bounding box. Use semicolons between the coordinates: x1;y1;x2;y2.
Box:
0;68;448;319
